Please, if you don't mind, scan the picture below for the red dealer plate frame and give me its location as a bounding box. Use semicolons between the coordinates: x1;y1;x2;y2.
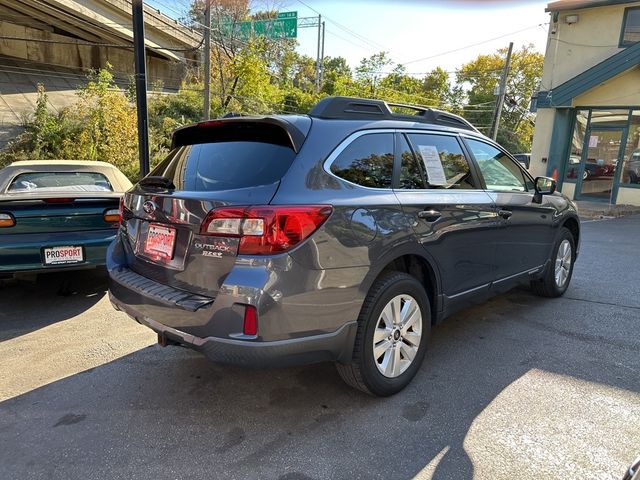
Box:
143;224;177;261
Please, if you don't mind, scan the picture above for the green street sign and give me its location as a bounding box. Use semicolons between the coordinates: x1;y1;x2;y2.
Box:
277;12;297;19
222;11;297;40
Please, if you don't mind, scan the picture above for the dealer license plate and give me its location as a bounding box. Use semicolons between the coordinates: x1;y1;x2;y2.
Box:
144;224;176;260
43;246;84;265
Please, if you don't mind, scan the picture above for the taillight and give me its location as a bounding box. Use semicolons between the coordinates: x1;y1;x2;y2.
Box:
200;205;332;255
43;198;74;203
119;197;124;224
103;207;120;225
0;213;15;228
198;120;224;128
243;305;258;336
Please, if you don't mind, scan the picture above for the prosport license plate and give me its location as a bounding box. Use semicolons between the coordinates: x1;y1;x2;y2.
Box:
144;224;176;260
43;246;84;265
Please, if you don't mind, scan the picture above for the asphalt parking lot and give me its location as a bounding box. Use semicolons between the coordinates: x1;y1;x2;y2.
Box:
1;216;639;480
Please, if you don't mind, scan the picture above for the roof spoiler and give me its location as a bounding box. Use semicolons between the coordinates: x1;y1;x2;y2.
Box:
171;117;308;152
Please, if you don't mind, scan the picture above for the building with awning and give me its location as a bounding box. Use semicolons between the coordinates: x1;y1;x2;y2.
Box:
530;0;640;205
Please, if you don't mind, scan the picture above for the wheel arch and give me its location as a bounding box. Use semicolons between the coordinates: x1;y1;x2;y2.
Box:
362;250;441;325
562;215;580;256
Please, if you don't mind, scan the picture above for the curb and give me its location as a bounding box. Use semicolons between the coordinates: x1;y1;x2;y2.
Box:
577;205;640;220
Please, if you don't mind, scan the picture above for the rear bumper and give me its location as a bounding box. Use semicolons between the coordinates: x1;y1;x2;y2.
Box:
107;231;363;367
109;290;357;368
0;229;115;273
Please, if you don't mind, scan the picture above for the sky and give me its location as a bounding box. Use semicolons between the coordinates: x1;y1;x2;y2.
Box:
288;0;551;73
147;0;552;75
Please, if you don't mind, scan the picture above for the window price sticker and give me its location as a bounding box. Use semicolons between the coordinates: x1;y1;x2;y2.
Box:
418;145;448;186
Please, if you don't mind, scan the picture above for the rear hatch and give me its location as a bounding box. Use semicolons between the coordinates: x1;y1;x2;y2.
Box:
122;117;312;297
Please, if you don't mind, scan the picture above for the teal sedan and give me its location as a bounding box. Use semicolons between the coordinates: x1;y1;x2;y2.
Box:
0;160;132;276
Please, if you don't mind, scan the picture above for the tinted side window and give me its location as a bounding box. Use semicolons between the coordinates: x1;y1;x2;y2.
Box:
399;134;425;189
330;133;394;188
465;139;528;192
407;134;476;189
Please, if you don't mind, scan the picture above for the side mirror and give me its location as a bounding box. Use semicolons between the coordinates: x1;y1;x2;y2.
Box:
533;176;556;203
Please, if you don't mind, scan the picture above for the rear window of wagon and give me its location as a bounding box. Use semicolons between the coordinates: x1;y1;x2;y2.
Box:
150;123;297;192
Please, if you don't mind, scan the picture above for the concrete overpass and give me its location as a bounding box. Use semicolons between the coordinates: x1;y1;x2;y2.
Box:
0;0;203;148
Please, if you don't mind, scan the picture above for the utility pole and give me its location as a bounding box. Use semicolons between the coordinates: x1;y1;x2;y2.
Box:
203;0;211;120
319;21;325;88
490;41;513;141
315;14;322;92
132;0;150;177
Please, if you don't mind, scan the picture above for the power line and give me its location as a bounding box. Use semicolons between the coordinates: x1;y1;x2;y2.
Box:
402;24;546;65
324;29;376;52
3;16;198;34
0;0;202;52
0;61;189;86
550;38;621;48
24;0;199;50
0;66;505;115
368;68;505;76
323;18;387;52
293;0;389;52
0;34;203;52
146;0;189;19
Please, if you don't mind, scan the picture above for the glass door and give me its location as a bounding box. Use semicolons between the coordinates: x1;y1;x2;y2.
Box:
576;128;625;202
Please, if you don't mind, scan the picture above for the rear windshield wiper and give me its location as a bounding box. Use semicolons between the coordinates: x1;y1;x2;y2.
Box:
139;176;176;190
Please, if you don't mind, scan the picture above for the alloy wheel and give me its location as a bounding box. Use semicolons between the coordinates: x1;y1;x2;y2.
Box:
372;294;422;378
554;239;572;288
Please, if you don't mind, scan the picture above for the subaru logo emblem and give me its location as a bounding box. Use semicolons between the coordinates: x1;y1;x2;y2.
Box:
143;201;157;214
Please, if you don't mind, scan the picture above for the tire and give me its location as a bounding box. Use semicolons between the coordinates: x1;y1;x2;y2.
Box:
336;272;431;396
531;227;576;298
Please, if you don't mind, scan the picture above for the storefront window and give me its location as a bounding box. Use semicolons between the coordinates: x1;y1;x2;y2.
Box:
565;110;588;180
621;7;640;47
589;109;630;127
621;110;640;185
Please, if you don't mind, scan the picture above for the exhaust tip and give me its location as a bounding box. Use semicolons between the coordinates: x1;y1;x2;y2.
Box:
157;333;179;347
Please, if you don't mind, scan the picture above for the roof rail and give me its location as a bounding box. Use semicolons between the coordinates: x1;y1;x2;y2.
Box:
308;96;479;133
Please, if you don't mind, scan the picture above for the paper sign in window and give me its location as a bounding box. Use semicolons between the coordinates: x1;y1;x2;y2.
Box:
418;145;447;186
588;136;599;148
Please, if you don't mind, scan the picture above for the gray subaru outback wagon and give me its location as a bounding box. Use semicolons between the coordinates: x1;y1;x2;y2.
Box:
108;97;580;396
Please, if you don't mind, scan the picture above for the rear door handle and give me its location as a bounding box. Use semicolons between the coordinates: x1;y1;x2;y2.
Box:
498;209;513;220
417;209;442;222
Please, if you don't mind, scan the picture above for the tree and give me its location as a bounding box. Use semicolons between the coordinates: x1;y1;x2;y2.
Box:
321;56;359;98
420;67;463;112
230;38;284;113
189;1;300;113
0;68;139;177
64;68;140;178
324;56;351;79
355;52;393;97
456;44;543;152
